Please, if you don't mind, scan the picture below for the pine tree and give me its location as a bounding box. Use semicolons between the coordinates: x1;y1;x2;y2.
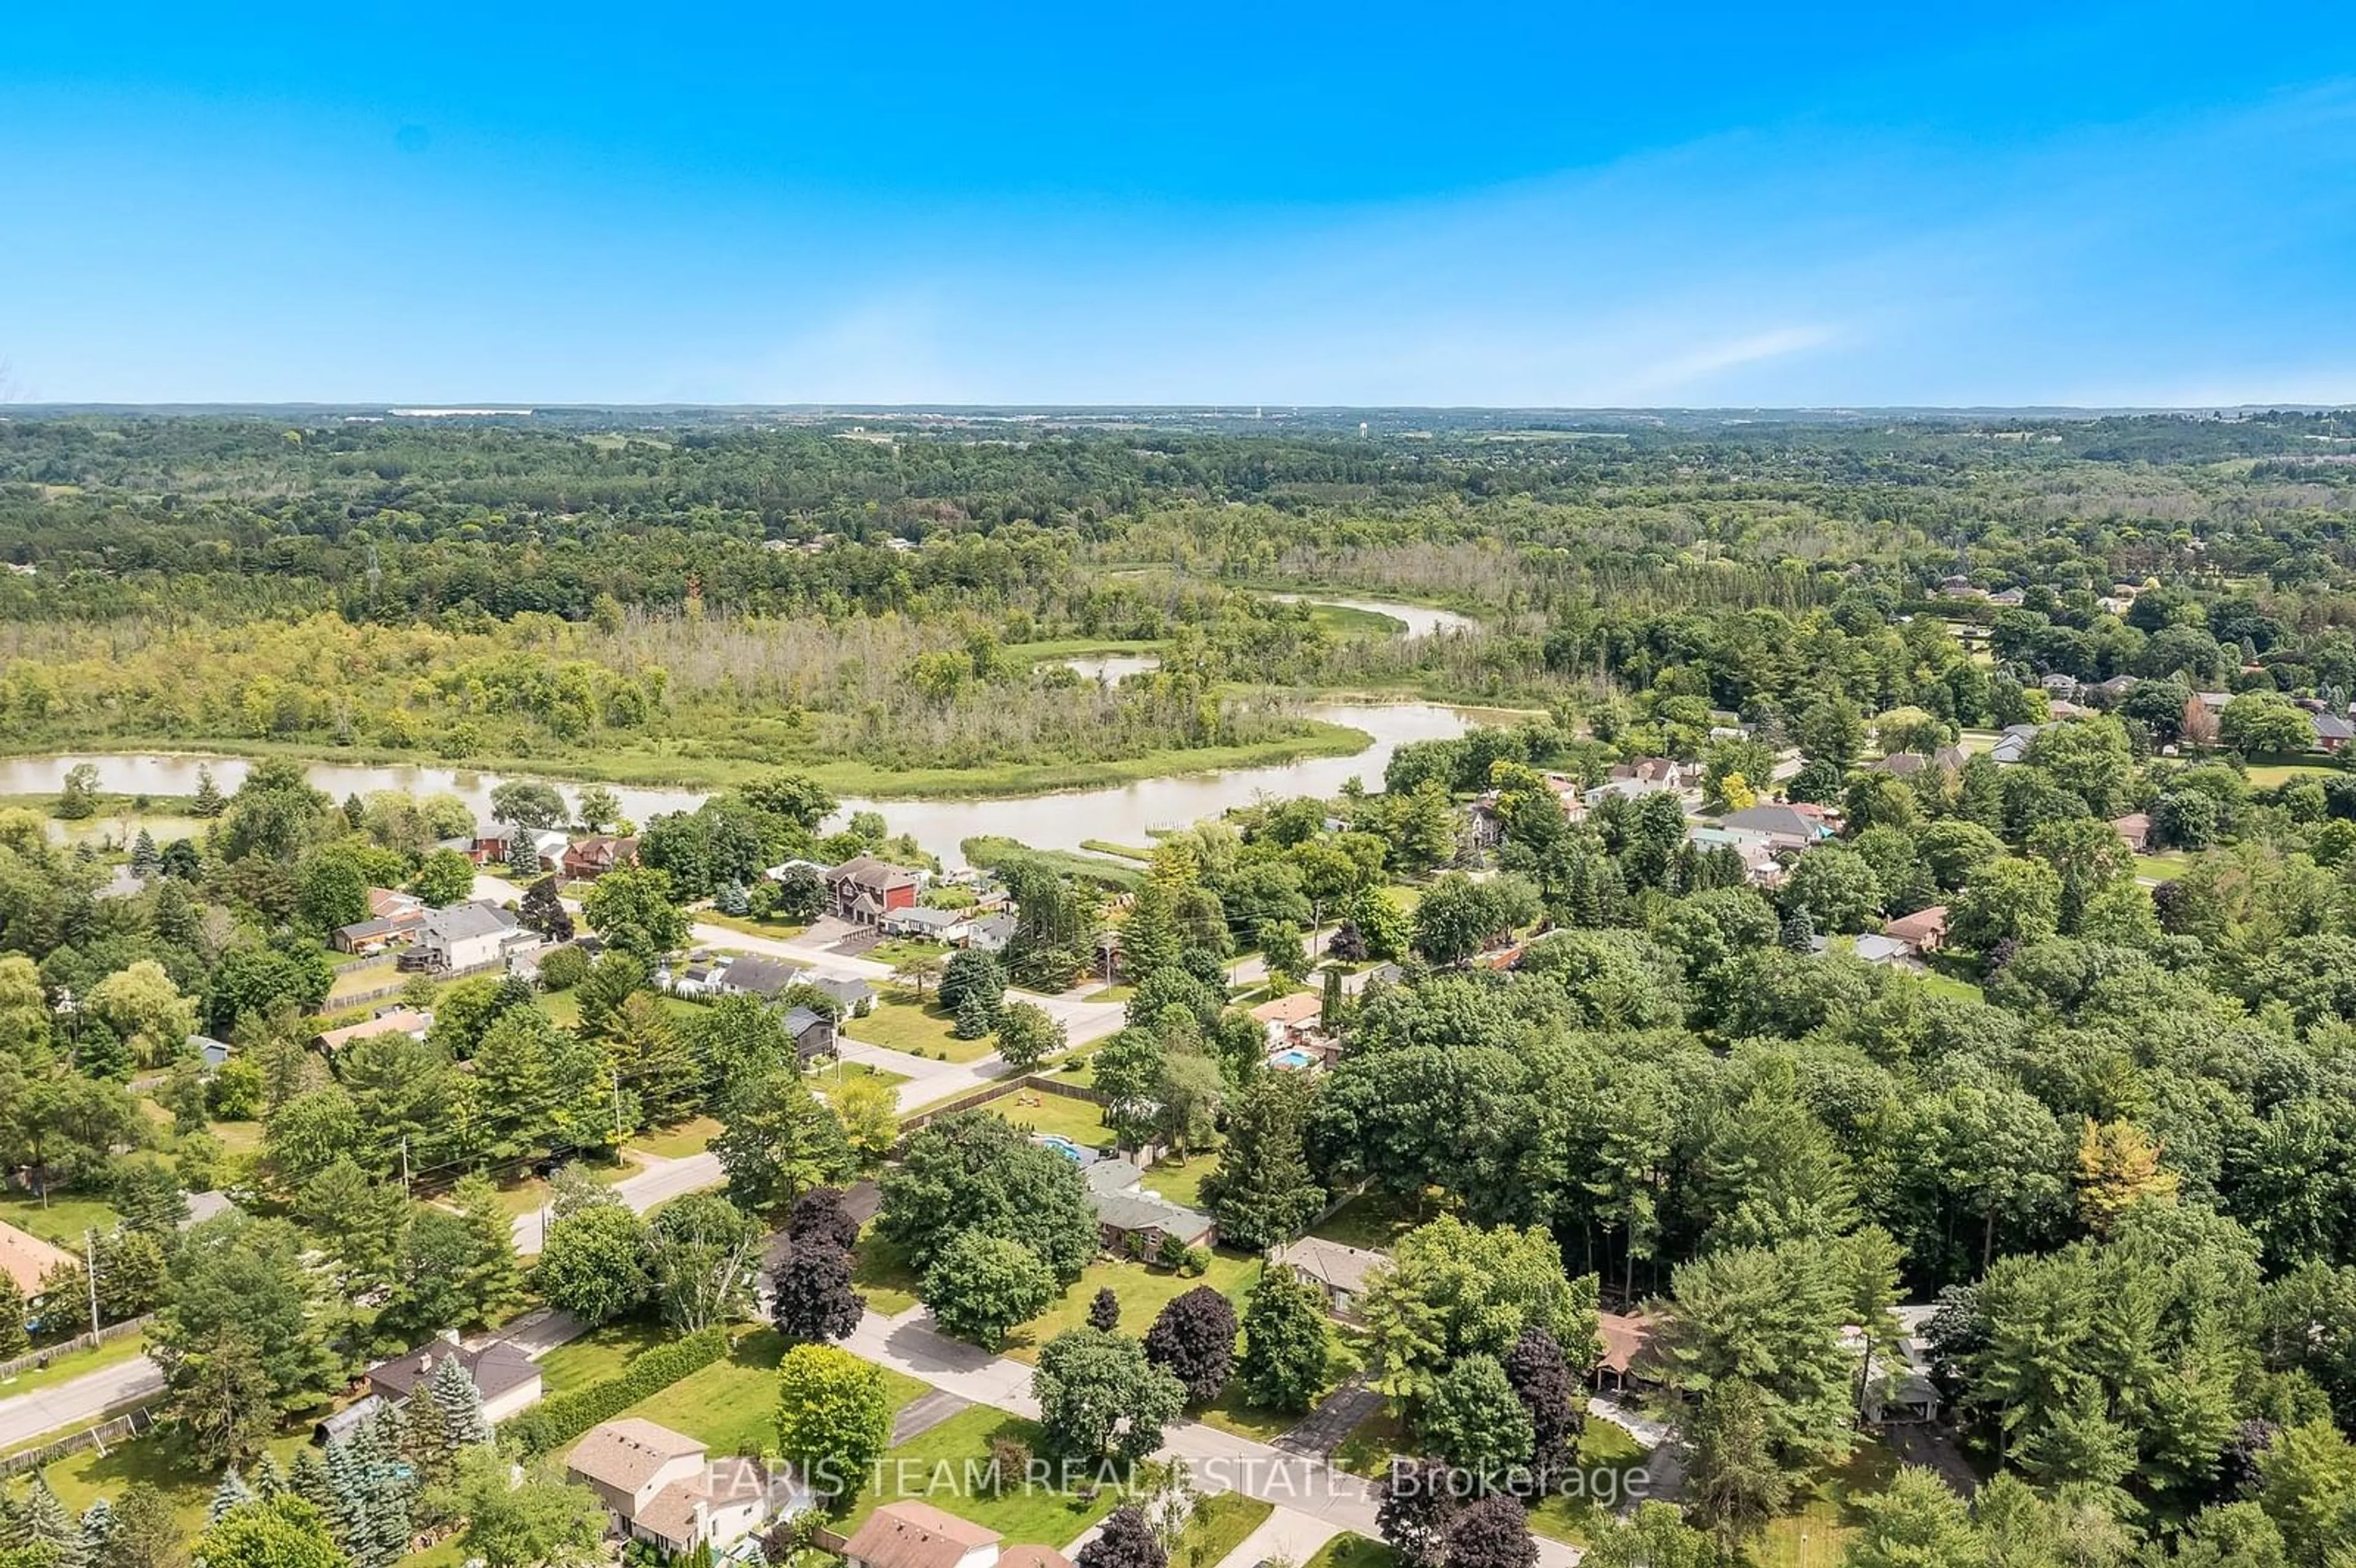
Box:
428;1351;492;1453
207;1466;253;1524
403;1361;455;1489
191;766;225;818
326;1437;370;1555
344;793;368;829
507;830;544;878
75;1499;117;1568
952;986;996;1040
716;880;750;917
291;1443;337;1518
252;1452;288;1501
129;830;160;880
22;1475;79;1568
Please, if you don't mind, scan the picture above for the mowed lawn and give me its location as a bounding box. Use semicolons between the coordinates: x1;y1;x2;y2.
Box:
970;1090;1117;1151
1751;1439;1903;1568
1311;1190;1421;1253
834;1404;1117;1546
1304;1534;1404;1568
846;991;996;1064
630;1116;723;1160
1172;1493;1274;1568
0;1189;122;1248
531;1316;671;1395
1001;1252;1261;1363
617;1327;930;1458
0;1332;152;1402
1526;1420;1652;1546
1139;1155;1218;1212
855;1228;925;1316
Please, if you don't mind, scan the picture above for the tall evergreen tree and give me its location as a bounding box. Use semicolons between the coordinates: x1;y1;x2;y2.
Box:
75;1499;117;1568
325;1437;369;1556
129;830;161;880
22;1475;80;1568
207;1466;254;1524
428;1351;492;1453
1201;1074;1325;1251
291;1443;337;1519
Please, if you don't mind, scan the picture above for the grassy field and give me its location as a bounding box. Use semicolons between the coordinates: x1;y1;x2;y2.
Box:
1196;1378;1308;1445
0;1190;121;1249
0;1331;151;1402
1141;1155;1218;1212
970;1090;1117;1150
1310;1191;1422;1253
2131;852;2191;882
1002;1253;1261;1363
539;989;704;1032
1304;1534;1403;1568
34;1423;318;1542
848;991;996;1064
696;912;812;942
630;1116;724;1159
328;957;402;1002
531;1316;672;1394
855;1228;925;1315
1172;1493;1275;1568
1079;840;1157;863
960;837;1147;891
869;938;955;970
1752;1439;1902;1568
620;1328;931;1458
834;1403;1117;1545
1526;1420;1651;1547
2242;754;2340;788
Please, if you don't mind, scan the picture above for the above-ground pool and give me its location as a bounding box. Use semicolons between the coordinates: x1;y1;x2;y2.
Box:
1034;1133;1088;1162
1271;1048;1316;1069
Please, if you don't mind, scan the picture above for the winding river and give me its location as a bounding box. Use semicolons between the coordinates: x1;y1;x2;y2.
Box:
1;597;1489;867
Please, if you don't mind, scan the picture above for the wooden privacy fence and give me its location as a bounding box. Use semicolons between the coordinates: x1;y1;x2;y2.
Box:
0;1314;152;1383
0;1405;154;1478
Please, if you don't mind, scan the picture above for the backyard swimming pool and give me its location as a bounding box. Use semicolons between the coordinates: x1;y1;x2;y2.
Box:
1272;1048;1316;1069
1034;1133;1089;1162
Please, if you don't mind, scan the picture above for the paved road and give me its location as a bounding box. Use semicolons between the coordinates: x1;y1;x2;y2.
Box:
510;1149;723;1256
0;1145;731;1450
0;1354;163;1451
843;1305;1583;1567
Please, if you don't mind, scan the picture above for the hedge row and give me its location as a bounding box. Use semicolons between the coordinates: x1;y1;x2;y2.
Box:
502;1325;733;1456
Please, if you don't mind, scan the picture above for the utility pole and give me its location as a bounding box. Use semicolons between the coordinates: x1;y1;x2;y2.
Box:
82;1229;101;1340
611;1069;623;1140
400;1136;410;1192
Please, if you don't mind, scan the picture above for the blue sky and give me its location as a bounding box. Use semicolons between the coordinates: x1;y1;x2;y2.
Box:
4;3;2355;406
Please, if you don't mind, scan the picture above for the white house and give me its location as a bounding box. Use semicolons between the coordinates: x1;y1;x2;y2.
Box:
407;901;542;972
568;1418;804;1556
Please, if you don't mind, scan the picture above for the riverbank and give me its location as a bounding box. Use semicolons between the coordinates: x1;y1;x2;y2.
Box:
0;717;1380;804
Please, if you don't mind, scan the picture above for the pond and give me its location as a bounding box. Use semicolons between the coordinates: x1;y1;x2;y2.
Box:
6;597;1493;868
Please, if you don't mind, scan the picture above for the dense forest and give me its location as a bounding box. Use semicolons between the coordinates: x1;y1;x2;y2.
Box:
2;410;2355;792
